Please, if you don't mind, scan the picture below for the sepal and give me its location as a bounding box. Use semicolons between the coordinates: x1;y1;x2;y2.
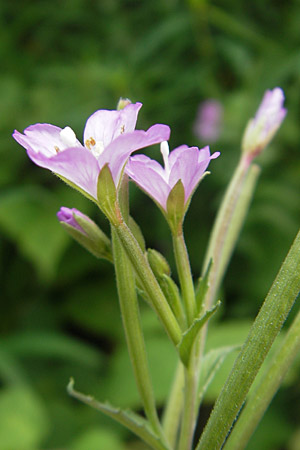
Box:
166;180;185;234
97;164;120;225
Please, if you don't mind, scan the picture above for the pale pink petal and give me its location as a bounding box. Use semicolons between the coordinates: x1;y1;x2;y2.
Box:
13;124;81;157
83;102;142;148
99;124;171;185
168;145;189;170
128;154;166;178
126;157;170;209
169;147;201;200
27;146;100;199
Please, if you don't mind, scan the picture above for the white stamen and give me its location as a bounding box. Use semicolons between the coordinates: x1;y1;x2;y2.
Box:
160;141;170;177
60;126;77;147
93;141;105;156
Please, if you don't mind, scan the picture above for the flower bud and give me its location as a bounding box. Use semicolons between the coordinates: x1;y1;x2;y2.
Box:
242;87;287;162
57;207;112;261
117;98;132;110
147;248;171;278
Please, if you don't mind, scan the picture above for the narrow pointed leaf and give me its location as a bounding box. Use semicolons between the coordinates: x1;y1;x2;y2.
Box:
178;301;221;366
67;379;169;450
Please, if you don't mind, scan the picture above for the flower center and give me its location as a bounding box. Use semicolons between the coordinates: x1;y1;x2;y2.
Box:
160;141;170;179
85;137;105;156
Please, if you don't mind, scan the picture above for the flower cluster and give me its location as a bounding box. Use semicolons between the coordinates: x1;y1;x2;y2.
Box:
13;88;285;224
13;101;219;221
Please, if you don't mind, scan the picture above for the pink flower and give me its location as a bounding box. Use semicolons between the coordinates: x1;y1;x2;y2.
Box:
193;99;223;143
13;103;170;201
242;87;287;160
126;141;220;211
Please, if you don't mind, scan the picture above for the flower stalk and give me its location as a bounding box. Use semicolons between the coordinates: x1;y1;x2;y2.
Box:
114;219;182;347
111;226;163;436
172;229;196;326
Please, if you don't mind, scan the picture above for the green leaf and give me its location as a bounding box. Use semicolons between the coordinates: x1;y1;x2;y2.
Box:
166;180;185;234
67;379;169;450
70;427;126;450
177;301;221;366
3;332;103;369
0;386;49;450
97;164;118;224
0;186;68;281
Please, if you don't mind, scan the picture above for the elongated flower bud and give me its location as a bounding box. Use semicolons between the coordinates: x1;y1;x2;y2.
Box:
147;248;171;278
57;207;112;261
242;87;287;162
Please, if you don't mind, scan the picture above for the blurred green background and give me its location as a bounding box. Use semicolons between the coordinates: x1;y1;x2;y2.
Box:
1;0;300;449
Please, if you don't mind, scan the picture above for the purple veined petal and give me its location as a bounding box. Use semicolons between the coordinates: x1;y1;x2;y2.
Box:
169;147;202;201
168;145;189;170
129;154;167;178
27;146;100;199
99;124;171;185
13;124;81;157
169;146;220;201
83;102;143;148
126;157;171;209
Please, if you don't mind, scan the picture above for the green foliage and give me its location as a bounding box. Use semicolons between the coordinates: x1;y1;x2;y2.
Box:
1;0;300;448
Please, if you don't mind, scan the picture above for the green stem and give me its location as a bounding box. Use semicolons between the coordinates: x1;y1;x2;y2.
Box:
162;362;185;448
203;158;260;309
224;307;300;450
114;220;182;346
195;159;260;408
172;230;196;325
196;228;300;450
178;353;198;450
111;227;162;436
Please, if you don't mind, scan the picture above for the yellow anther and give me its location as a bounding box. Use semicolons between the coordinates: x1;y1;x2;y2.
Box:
85;137;96;150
